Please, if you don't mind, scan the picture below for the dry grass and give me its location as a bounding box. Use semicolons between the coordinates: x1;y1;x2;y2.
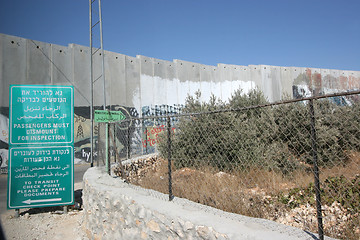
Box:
320;150;360;180
128;158;312;218
123;155;359;240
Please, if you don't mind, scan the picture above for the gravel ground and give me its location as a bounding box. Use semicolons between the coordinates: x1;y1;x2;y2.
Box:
0;182;88;240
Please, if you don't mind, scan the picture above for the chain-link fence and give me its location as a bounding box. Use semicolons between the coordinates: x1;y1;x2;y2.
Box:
95;90;360;240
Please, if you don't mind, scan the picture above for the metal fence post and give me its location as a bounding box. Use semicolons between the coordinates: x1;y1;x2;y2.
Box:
309;99;324;240
167;117;174;201
97;123;100;167
107;122;110;175
127;124;131;159
113;123;117;163
143;116;148;154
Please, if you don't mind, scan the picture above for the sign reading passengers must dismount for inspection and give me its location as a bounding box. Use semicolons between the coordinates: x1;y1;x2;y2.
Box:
8;85;74;209
9;85;73;145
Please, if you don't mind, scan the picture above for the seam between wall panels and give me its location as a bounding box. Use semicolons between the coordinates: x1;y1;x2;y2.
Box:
50;44;53;84
152;58;155;108
26;39;28;84
139;56;142;118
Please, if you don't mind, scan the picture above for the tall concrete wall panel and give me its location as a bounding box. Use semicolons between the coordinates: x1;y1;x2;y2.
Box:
218;64;233;102
231;65;244;99
139;55;155;110
200;64;219;103
1;34;27;106
159;59;178;106
27;39;51;85
350;71;360;89
153;58;172;106
1;33;360;167
51;43;72;85
262;65;282;102
241;66;256;95
218;64;257;101
0;35;3;105
175;59;201;103
164;60;178;106
341;70;350;91
292;67;311;98
72;44;91;106
280;67;293;99
105;51;127;107
341;70;360;91
321;68;336;92
310;68;321;96
249;65;262;96
1;33;360;110
125;55;141;111
92;47;106;107
338;70;348;91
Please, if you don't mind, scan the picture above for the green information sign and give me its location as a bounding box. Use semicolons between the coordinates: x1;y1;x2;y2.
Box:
8;85;74;209
7;146;74;208
9;85;73;145
94;110;126;122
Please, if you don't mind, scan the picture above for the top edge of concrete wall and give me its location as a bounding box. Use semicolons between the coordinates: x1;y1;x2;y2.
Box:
2;33;358;73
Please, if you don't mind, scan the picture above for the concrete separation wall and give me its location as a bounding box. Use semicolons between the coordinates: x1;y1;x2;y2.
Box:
1;33;360;170
2;33;360;110
82;167;335;240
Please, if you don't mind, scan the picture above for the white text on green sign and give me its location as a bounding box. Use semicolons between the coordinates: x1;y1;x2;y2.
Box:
7;146;74;209
9;85;74;145
94;110;126;122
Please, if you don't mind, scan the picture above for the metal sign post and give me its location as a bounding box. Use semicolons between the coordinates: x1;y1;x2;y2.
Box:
90;0;107;167
94;110;126;174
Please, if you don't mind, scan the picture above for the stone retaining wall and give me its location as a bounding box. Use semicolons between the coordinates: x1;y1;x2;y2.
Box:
82;167;335;240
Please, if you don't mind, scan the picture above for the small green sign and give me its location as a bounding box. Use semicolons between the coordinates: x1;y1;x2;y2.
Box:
7;146;74;209
94;110;126;122
9;85;74;145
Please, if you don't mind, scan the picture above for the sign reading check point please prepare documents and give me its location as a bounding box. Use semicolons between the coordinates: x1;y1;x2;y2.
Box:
8;85;74;209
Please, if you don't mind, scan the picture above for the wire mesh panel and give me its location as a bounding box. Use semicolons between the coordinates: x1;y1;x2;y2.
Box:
110;91;360;240
312;97;360;239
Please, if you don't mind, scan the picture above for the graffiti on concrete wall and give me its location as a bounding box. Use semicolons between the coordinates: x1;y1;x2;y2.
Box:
0;108;9;173
139;104;183;153
142;104;183;117
0;103;184;173
73;105;139;163
142;104;183;126
292;69;360;105
0;105;139;174
142;125;176;149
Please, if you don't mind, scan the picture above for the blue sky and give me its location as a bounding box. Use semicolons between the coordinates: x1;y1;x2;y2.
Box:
1;0;360;71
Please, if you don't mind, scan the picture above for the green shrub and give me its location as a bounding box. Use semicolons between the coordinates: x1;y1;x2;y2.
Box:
277;174;360;213
273;100;346;166
323;175;360;212
158;89;360;172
